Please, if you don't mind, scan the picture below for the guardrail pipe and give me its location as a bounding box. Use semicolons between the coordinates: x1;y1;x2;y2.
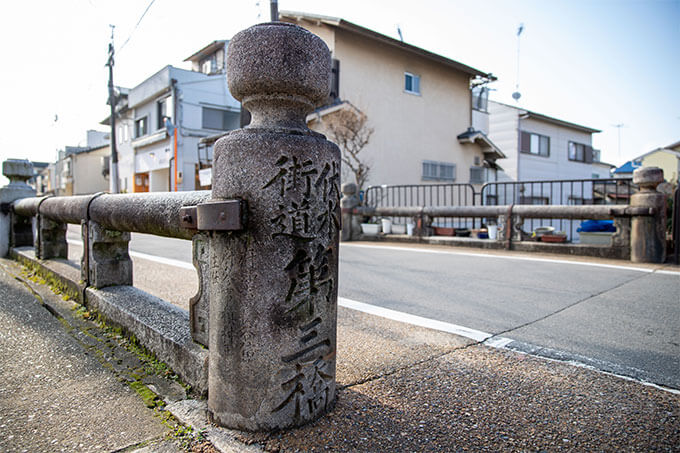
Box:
207;23;340;430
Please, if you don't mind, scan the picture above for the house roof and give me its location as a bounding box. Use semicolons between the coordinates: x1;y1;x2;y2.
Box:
184;40;228;62
64;144;109;157
456;127;505;160
490;100;601;134
613;160;642;174
279;11;495;81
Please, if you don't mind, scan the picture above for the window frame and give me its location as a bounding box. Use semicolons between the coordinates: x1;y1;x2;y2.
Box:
202;106;239;131
568;141;594;163
520;131;550;158
404;72;421;95
134;116;148;138
422;160;456;182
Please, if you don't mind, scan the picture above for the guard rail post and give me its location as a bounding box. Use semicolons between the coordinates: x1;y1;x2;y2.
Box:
0;159;35;257
340;182;361;241
36;205;67;260
630;167;666;263
82;221;132;288
207;23;340;430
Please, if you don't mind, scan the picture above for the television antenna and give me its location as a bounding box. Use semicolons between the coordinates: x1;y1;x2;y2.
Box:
612;123;625;160
512;23;524;102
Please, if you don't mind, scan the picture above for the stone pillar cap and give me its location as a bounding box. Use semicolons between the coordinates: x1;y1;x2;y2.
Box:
2;159;34;181
226;22;331;132
633;167;663;188
341;182;358;195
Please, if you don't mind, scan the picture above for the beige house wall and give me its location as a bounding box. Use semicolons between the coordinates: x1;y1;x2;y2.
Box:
641;151;679;183
71;147;110;195
293;21;485;189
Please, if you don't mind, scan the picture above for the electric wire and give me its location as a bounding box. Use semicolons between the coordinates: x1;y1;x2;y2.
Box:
117;0;157;53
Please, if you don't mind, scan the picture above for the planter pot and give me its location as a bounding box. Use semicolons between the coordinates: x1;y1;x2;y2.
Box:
361;223;380;236
406;223;415;236
488;224;498;240
541;234;567;243
391;223;407;234
454;228;471;237
381;219;392;234
433;226;455;236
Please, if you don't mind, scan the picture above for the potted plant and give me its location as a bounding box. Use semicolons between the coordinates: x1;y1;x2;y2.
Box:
360;220;380;236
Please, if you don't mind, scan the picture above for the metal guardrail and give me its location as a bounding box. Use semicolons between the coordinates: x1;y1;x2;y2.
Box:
364;178;635;239
363;183;477;229
13;191;212;240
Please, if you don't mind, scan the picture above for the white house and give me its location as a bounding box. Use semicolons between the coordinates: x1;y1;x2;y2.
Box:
103;46;240;192
488;100;605;183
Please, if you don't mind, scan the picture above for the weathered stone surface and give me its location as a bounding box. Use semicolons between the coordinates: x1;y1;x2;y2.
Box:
85;286;208;395
227;22;331;132
0;159;35;257
630;167;666;263
36;216;67;260
82;221;132;288
2;158;33;182
189;232;210;346
208;22;339;431
340;183;361;241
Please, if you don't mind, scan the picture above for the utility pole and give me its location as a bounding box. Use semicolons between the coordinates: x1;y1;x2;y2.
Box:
106;25;120;194
270;0;278;21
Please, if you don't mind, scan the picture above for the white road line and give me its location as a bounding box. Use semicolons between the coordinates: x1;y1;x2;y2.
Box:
67;238;194;270
340;242;676;274
338;297;492;342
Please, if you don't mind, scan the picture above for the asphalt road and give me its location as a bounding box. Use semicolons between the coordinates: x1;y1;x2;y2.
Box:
66;227;680;389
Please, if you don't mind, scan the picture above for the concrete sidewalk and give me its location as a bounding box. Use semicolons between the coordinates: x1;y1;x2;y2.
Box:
0;256;678;452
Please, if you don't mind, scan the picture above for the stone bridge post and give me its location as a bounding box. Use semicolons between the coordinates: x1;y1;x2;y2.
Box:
0;160;36;257
630;167;666;263
207;23;340;431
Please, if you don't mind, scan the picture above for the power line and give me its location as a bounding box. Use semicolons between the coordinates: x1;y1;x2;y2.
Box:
117;0;157;53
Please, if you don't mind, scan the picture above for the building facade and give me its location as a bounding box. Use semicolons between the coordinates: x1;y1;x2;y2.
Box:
280;12;503;190
104;48;240;192
488;100;605;183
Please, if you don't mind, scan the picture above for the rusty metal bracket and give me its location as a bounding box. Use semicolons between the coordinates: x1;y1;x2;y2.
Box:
180;199;246;231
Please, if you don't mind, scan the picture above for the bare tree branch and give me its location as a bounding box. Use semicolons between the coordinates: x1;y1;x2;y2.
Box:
325;108;374;193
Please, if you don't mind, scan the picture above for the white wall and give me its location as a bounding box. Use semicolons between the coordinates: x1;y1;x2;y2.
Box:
488;101;519;181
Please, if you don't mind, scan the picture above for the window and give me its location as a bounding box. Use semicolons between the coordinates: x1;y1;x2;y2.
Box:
422;160;456;181
202;107;240;131
568;141;594;163
157;98;168;130
330;59;340;101
471;86;489;112
469;166;485;184
520;131;550;157
404;72;420;95
135;116;148;138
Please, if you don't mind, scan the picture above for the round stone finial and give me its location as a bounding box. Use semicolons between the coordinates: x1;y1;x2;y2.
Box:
227;22;332;131
633;167;663;190
2;159;34;183
341;182;358;196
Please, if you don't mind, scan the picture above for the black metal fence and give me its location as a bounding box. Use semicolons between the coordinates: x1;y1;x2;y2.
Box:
363;177;635;240
363;183;477;229
480;178;634;240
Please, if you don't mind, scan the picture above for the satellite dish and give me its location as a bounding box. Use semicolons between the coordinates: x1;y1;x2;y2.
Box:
512;91;521;101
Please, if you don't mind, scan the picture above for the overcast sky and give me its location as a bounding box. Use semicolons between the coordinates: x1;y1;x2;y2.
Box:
1;0;678;185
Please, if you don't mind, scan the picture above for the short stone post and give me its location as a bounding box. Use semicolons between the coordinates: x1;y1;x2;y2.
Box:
630;167;667;263
36;214;67;260
340;182;361;241
208;23;340;430
0;159;36;256
81;222;132;288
